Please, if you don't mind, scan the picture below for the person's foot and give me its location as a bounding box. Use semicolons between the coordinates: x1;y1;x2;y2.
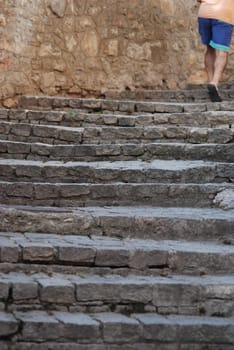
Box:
207;84;222;102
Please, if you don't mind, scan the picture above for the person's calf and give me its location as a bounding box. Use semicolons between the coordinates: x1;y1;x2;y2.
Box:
211;50;228;86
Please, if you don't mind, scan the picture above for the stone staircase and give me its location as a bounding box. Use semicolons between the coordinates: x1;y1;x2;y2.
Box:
0;89;234;349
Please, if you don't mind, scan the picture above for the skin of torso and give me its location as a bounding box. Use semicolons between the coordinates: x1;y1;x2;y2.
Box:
198;0;234;24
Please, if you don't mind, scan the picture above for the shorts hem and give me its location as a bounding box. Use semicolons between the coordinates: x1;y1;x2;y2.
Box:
209;40;230;52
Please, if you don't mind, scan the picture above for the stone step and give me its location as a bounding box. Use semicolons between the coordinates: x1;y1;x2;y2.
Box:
0;205;233;242
0;121;233;145
0;181;233;207
1;140;234;162
0;159;233;184
1;343;233;350
105;87;234;102
19;95;234;114
188;82;234;90
1;311;234;348
1;272;234;316
1;232;234;276
1;108;234;128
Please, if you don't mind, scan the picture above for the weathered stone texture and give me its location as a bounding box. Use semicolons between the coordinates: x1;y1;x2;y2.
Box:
0;0;226;105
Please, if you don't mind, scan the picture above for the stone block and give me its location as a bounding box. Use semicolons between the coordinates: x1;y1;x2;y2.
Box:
164;127;187;139
118;116;135;127
0;142;7;153
1;244;20;263
10;124;31;137
58;245;96;264
102;100;119;111
0;312;19;337
0;342;10;350
19;96;38;109
9;110;27;121
103;115;118;125
7;183;34;198
15;164;42;179
31;144;51;156
95;145;121;156
136;115;154;126
129;248;168;269
7;142;30;154
59;129;82;143
95;246;129;267
82;99;102;111
183;104;207;113
0;280;10;300
0;109;9;119
75;278;121;302
12;281;38;301
0;123;10;135
152;283;199;308
118;102;135;113
39;278;75;304
53;312;100;342
93;313;141;343
101;127;142;141
17;311;61;341
174;316;234;344
50;98;68;109
154;104;183;113
207;129;233;144
133;314;178;341
22;242;55;262
135;103;155;113
143;127;164;140
60;185;90;198
34;184;59;199
32;125;58;139
83;127;100;140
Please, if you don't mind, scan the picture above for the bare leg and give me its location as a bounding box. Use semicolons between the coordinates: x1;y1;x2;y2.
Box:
204;46;228;86
210;50;228;87
204;45;216;82
205;46;228;102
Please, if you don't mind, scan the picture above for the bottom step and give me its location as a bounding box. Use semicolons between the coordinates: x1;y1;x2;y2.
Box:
1;344;234;350
1;311;234;347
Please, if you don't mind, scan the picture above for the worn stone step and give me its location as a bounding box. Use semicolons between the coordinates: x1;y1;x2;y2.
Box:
0;205;233;242
1;231;234;276
1;140;234;163
1;108;234;128
1;310;234;348
0;159;233;184
1;272;234;316
188;82;234;90
105;87;234;103
1;121;233;145
1;343;233;350
19;95;234;114
0;181;233;207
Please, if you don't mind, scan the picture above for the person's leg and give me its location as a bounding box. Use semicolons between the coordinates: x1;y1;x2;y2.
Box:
210;49;228;87
204;45;216;82
205;48;227;102
206;20;233;101
198;17;220;100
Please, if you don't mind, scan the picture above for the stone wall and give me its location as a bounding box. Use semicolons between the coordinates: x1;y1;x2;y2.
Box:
0;0;234;106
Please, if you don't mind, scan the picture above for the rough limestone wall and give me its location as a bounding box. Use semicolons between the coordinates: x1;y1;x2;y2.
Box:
0;0;233;106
